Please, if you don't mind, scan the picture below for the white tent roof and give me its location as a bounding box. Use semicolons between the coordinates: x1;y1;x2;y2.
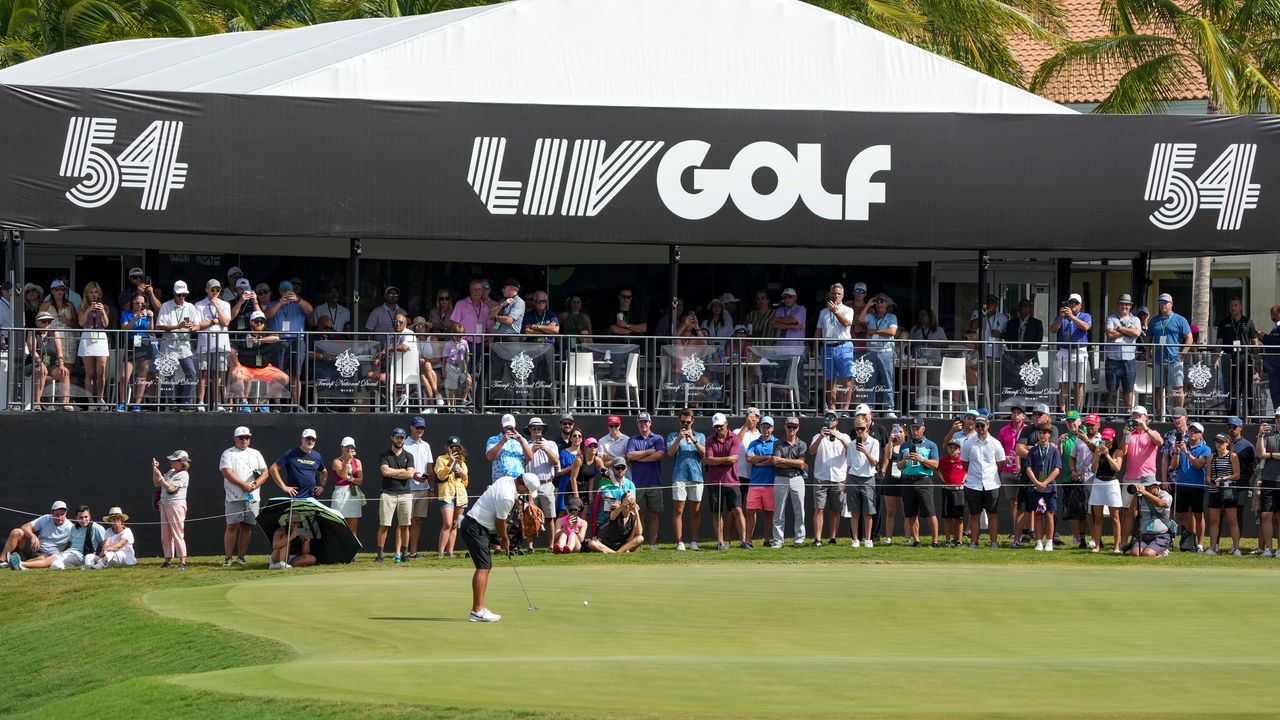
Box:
0;0;1073;113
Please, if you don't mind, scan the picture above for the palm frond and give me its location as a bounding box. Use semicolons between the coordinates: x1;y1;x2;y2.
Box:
1093;52;1195;113
1174;13;1240;112
1030;33;1176;92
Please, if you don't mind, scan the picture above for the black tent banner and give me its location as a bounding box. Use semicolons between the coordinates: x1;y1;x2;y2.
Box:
1;84;1278;252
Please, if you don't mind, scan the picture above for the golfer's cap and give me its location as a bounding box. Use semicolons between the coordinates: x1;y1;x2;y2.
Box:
1227;416;1244;427
226;266;243;278
612;456;628;468
1189;422;1205;433
1170;406;1189;417
233;426;252;438
447;436;462;447
1100;428;1117;440
1064;410;1081;420
1130;405;1148;416
785;416;800;426
1117;293;1133;305
410;416;426;428
340;436;356;448
1033;403;1051;415
1084;413;1101;425
205;278;221;290
760;416;775;427
249;310;266;321
637;411;652;422
235;278;251;290
854;403;871;416
566;496;585;511
746;407;761;418
606;415;622;425
50;500;67;511
50;279;66;289
500;413;516;428
965;409;980;417
166;449;190;462
526;417;546;429
301;428;317;440
1158;293;1173;304
560;412;575;423
391;427;407;438
712;412;728;427
781;287;797;297
172;280;189;295
519;473;541;493
1067;293;1083;304
853;282;868;293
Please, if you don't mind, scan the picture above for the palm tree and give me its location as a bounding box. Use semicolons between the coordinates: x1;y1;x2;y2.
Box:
1031;0;1280;341
0;0;204;67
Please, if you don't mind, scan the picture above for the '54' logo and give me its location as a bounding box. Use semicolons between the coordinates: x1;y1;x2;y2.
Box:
1144;143;1259;231
59;117;188;211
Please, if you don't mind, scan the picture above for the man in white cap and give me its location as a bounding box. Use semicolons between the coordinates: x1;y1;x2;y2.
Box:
271;428;327;500
156;280;201;408
808;409;849;545
1104;294;1143;413
770;288;806;349
219;425;268;566
194;278;232;409
666;407;706;551
486;413;534;482
3;500;72;571
221;266;245;303
524;416;560;550
706;411;745;550
1148;292;1193;417
459;472;542;622
1049;292;1092;413
1119;405;1164;537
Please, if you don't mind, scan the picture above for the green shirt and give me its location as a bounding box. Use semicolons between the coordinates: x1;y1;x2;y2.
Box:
1059;433;1078;484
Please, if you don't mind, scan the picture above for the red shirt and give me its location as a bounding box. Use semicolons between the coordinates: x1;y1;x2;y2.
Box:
938;455;965;487
705;432;742;487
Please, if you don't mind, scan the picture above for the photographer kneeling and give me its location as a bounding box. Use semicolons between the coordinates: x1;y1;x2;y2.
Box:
1129;476;1174;558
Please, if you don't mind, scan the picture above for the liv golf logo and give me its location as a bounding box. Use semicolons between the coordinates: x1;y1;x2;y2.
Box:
59;117;188;210
1144;143;1259;230
467;137;891;221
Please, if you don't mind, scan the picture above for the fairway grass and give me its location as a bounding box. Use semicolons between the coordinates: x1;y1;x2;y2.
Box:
5;551;1280;718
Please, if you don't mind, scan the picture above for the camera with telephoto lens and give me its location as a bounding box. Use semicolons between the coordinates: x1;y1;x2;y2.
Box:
1126;484;1141;495
1126;418;1139;431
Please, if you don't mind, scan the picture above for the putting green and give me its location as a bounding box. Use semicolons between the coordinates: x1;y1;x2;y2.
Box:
146;563;1280;718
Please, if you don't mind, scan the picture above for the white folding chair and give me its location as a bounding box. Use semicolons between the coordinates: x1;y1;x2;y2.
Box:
389;344;423;410
938;356;972;414
567;351;599;410
598;352;640;411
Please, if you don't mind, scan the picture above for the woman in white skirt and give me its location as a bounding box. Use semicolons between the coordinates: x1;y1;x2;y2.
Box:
1089;428;1126;553
86;507;136;568
77;281;114;407
330;436;364;533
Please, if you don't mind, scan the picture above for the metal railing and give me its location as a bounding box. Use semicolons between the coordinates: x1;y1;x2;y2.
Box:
1;326;1276;421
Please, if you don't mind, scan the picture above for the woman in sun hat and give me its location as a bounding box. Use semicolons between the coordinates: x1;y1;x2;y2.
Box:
434;435;470;559
330;436;364;533
152;450;191;569
87;507;136;568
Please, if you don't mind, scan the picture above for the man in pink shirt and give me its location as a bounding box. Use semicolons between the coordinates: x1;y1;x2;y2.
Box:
1121;404;1164;535
449;279;496;406
705;412;745;551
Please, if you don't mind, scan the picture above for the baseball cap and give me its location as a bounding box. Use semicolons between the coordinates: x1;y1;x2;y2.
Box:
255;282;271;294
226;266;243;278
1067;293;1083;304
612;456;628;468
1136;306;1150;316
1084;413;1100;425
1064;410;1081;420
947;438;962;448
166;449;190;462
965;409;980;417
500;413;516;428
760;416;775;427
502;278;521;289
873;292;894;305
205;278;221;290
785;416;800;426
1214;433;1230;443
384;285;400;295
733;324;747;334
1170;406;1188;417
712;412;728;427
51;500;68;511
854;403;871;416
1227;416;1244;427
1032;403;1051;415
50;279;66;289
1130;405;1148;416
637;411;652;422
606;415;622;425
128;267;145;278
235;278;251;290
1010;404;1026;413
233;426;252;438
1117;293;1133;304
1143;475;1161;486
447;436;462;447
584;437;598;448
410;416;426;428
560;412;575;423
391;427;407;437
852;282;868;294
908;417;924;427
781;288;797;297
1189;422;1205;433
301;428;317;439
172;280;189;295
746;407;761;418
974;415;989;426
340;436;356;448
1157;293;1173;304
1100;428;1116;440
249;310;266;321
278;280;294;291
519;472;541;493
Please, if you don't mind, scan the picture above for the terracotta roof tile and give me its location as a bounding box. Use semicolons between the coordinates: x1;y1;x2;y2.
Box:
1010;0;1207;105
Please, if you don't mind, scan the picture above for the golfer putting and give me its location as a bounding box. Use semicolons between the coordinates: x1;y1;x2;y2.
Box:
460;471;542;622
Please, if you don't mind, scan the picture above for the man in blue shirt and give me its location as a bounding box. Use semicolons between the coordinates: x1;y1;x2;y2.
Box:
625;411;666;550
596;456;638;530
864;293;899;414
4;500;73;570
1025;423;1063;551
666;407;706;551
485;413;533;482
746;417;778;548
51;505;108;570
266;279;313;403
1148;292;1193;417
1173;422;1211;548
270;428;328;499
1049;293;1093;414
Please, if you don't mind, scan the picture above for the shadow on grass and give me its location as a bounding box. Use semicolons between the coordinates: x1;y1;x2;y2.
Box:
367;616;467;622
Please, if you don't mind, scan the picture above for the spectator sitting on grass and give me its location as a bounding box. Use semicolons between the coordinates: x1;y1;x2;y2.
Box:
1131;476;1174;557
586;492;644;554
49;505;106;570
554;497;588;554
595;456;637;533
269;521;317;570
87;507;136;568
4;500;72;571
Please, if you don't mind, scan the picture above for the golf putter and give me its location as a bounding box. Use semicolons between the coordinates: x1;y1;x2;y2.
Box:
504;550;539;611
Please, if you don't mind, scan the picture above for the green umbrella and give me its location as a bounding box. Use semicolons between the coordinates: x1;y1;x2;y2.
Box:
258;497;361;564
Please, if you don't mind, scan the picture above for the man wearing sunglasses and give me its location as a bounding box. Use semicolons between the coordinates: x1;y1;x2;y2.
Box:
156;280;201;408
270;428;327;500
310;286;351;332
366;286;406;333
195;278;232;409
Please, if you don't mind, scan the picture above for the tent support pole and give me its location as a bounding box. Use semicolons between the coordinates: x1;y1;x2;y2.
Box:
668;243;680;334
977;249;990;408
349;237;362;331
1132;252;1150;308
3;230;23;409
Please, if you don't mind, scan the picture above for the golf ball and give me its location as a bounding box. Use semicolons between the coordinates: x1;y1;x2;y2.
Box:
583;600;589;606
